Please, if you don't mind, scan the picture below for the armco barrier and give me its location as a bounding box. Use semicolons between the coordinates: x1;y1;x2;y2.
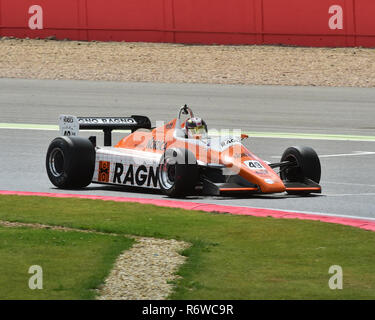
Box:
0;0;374;47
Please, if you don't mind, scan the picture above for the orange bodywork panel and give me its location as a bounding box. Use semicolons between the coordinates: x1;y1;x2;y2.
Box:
115;118;286;194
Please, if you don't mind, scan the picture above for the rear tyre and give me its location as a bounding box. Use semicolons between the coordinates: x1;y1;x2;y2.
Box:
158;148;199;197
46;136;95;189
280;146;321;194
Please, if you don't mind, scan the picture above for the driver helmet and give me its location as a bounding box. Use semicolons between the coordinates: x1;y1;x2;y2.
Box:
185;117;208;139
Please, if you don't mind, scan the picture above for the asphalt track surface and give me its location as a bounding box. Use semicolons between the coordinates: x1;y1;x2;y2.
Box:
1;78;375;220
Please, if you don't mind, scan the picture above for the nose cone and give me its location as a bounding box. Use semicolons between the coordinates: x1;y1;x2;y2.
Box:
240;161;286;193
257;176;286;193
220;145;286;194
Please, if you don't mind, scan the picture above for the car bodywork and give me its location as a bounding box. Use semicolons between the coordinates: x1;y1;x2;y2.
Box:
52;106;321;196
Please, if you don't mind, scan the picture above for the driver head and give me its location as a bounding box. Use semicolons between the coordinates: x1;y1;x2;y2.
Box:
185;117;208;139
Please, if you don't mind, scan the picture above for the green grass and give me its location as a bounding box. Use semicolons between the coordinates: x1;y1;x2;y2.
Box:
0;225;133;299
0;194;375;299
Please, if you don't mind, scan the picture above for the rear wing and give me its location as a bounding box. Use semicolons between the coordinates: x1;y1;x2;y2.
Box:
59;115;151;146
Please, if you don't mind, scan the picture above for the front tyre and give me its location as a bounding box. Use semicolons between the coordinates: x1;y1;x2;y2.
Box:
280;146;321;195
158;148;199;197
46;136;95;189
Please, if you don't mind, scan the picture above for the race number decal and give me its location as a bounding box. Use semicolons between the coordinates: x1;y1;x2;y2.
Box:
244;160;265;170
98;161;110;182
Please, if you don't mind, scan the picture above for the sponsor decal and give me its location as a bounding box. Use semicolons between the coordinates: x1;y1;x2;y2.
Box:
113;163;159;187
146;137;167;151
233;152;251;159
165;121;174;129
98;161;110;182
63;116;74;123
78;117;136;125
255;170;269;175
220;137;241;148
264;178;274;184
244;160;265;170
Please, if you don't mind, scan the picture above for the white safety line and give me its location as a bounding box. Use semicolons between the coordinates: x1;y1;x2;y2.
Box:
319;151;375;158
271;151;375;159
323;193;375;197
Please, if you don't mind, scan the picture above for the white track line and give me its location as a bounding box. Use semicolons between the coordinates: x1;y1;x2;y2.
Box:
319;151;375;158
323;193;375;197
271;151;375;159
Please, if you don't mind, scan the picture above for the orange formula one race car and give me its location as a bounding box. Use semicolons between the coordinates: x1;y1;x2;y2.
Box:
46;105;322;197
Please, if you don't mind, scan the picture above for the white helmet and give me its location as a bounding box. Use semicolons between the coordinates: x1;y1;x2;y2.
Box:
185;117;208;139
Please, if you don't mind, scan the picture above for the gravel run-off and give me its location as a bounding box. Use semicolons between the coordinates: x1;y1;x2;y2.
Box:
0;38;375;87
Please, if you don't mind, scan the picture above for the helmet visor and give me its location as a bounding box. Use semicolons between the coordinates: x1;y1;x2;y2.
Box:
188;125;207;137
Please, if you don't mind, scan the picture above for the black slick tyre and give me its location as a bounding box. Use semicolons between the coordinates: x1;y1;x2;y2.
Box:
46;136;95;189
158;148;199;197
280;146;321;195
